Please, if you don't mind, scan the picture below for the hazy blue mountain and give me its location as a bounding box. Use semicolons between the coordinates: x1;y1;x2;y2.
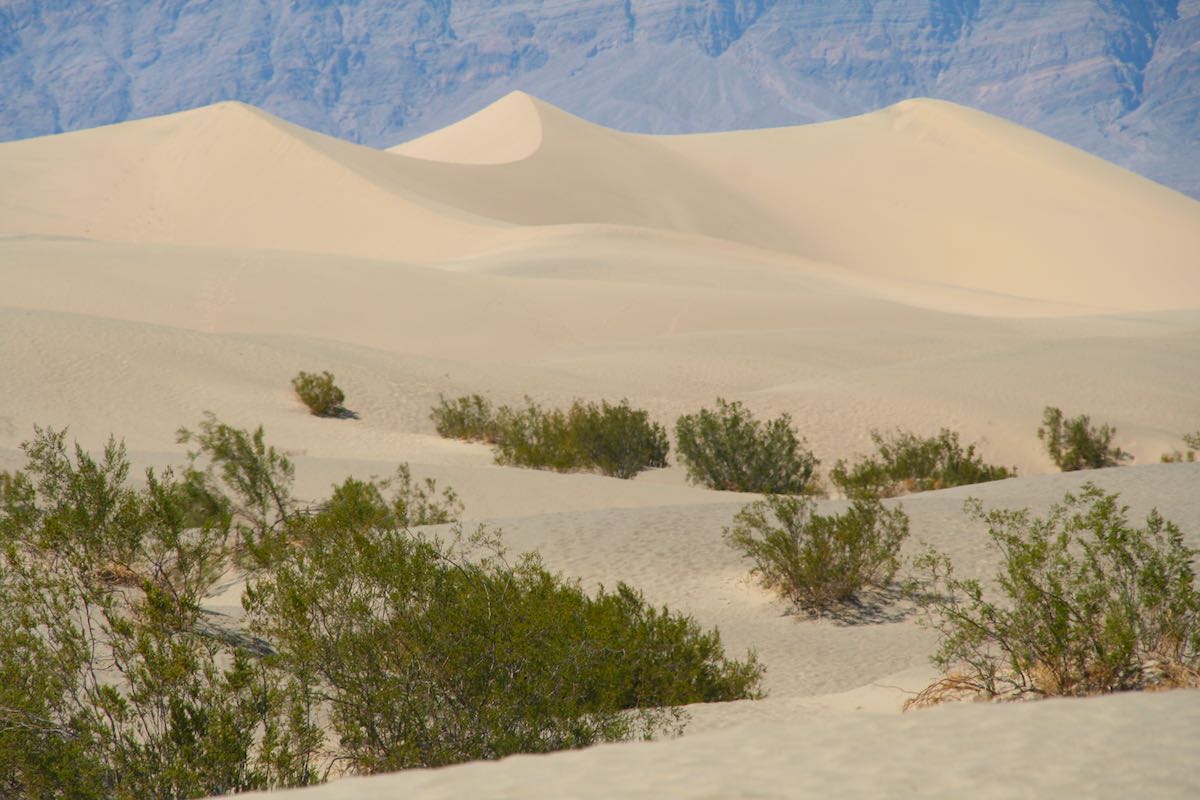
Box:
2;0;1197;197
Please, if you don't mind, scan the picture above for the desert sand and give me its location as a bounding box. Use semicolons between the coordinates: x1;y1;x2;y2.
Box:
1;92;1198;798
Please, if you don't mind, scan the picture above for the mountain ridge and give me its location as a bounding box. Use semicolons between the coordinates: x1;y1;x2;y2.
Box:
1;1;1197;197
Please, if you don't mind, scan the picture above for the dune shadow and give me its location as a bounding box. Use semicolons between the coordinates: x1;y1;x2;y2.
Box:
197;612;275;656
792;586;918;627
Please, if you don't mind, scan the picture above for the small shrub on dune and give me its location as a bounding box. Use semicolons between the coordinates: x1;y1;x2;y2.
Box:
566;399;670;479
1161;430;1200;463
430;393;500;443
674;399;820;495
724;495;909;613
830;428;1015;499
909;484;1200;705
1037;405;1131;471
433;394;669;479
492;399;578;472
291;370;346;417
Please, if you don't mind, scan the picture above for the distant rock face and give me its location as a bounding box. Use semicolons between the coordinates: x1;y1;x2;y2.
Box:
2;0;1197;197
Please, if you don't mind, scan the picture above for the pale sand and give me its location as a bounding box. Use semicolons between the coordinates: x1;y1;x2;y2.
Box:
1;92;1198;797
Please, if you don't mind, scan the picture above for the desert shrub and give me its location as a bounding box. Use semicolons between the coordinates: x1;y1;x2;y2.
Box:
830;428;1015;499
674;399;819;494
492;400;578;472
0;427;316;798
1;418;759;791
1160;430;1200;463
177;412;297;557
724;495;909;612
911;485;1200;701
565;399;670;479
243;482;763;773
291;370;345;417
178;412;460;568
430;393;500;442
438;395;669;479
1037;406;1131;471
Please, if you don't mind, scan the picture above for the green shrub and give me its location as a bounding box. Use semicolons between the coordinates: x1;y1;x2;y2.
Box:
178;412;461;569
2;418;759;790
911;485;1200;700
177;412;297;558
243;480;762;774
830;428;1015;499
430;393;500;442
434;395;669;479
1037;406;1130;471
493;400;578;472
0;427;315;798
291;370;345;417
724;495;909;613
674;399;819;494
1161;430;1200;463
565;400;670;479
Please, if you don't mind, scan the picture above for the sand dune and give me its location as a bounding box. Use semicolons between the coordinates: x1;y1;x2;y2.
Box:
232;689;1200;800
1;92;1198;798
4;92;1197;309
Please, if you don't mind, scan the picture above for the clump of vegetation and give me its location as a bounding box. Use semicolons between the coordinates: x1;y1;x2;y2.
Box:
724;495;909;613
909;485;1200;706
432;395;669;479
0;418;760;794
430;393;500;443
674;399;820;495
1161;431;1200;463
565;400;670;479
0;427;309;797
291;370;346;417
830;428;1015;499
246;502;762;773
494;399;669;479
1037;406;1131;471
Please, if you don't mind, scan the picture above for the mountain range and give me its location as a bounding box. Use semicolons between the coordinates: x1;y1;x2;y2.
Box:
1;0;1198;197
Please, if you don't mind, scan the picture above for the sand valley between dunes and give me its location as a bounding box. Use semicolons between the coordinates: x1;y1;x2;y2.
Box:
1;91;1198;798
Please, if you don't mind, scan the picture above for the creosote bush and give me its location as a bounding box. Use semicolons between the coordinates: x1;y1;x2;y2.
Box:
245;501;762;773
724;495;909;613
0;427;310;798
1161;431;1200;463
910;484;1200;703
675;399;820;495
0;418;760;795
291;370;346;417
431;394;669;479
830;428;1015;499
431;393;500;443
1037;406;1131;471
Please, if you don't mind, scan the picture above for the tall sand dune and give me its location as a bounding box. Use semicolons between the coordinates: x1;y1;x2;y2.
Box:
3;91;1197;310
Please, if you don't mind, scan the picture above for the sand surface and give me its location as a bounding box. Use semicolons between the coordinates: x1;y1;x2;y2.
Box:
1;92;1197;797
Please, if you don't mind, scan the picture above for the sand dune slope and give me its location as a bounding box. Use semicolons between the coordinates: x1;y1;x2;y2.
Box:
0;101;506;260
660;99;1200;308
233;690;1200;800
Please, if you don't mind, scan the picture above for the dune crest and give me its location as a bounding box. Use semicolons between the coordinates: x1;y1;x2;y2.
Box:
390;90;547;164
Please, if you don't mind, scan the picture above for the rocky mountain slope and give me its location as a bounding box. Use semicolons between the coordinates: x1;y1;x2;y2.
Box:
2;1;1197;197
